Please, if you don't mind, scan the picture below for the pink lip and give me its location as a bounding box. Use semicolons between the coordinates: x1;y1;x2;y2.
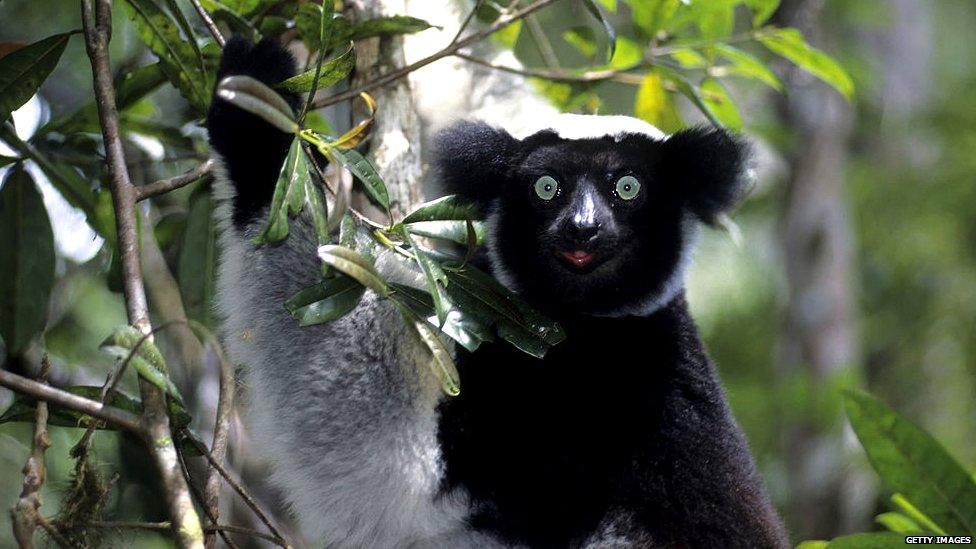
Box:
559;250;595;268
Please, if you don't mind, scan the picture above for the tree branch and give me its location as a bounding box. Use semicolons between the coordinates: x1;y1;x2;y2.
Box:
312;0;564;109
189;0;225;46
80;1;203;547
135;160;213;202
0;368;141;432
10;359;56;549
453;52;646;83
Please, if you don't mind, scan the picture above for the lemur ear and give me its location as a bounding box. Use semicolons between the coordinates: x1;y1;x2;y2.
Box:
661;126;749;224
434;120;519;210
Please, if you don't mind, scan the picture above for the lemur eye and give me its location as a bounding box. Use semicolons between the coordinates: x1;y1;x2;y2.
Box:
534;175;559;201
615;175;641;200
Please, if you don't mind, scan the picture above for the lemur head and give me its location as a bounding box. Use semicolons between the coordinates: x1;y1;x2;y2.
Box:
434;114;749;317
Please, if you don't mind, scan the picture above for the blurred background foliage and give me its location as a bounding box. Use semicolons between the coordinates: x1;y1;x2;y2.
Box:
0;0;974;546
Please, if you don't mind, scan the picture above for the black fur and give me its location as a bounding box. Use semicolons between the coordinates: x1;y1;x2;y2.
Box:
435;121;787;547
206;36;300;228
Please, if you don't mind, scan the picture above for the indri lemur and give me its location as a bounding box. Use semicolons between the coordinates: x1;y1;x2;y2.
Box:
207;38;788;548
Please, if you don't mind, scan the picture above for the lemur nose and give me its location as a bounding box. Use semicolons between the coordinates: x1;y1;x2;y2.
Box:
569;220;601;244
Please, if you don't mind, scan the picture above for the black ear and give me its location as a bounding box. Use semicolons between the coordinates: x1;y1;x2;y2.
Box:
661;126;749;223
433;120;519;210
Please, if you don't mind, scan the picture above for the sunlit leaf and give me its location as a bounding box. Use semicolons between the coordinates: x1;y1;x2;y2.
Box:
634;71;682;133
623;0;679;37
318;244;389;295
891;494;947;535
821;532;909;548
331;92;377;149
278;43;356;93
609;36;643;69
669;47;707;69
563;27;597;60
744;0;780;27
0;166;55;356
178;183;217;328
712;44;783;91
402;194;479;223
700;77;742;131
404;220;486;246
493;19;522;49
875;512;924;535
123;0;211;112
328;147;390;210
844;390;976;534
285;275;365;326
198;0;260;16
758;27;854;100
0;32;73;122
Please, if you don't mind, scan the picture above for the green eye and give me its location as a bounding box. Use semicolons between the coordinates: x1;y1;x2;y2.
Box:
534;175;559;200
615;175;641;200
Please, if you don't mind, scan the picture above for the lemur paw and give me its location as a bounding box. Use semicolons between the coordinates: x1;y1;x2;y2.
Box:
207;37;301;228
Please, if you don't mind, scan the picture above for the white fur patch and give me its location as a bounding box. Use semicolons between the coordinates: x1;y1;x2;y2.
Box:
511;113;667;142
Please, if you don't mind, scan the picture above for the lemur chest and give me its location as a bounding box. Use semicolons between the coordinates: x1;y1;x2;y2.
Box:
437;314;675;546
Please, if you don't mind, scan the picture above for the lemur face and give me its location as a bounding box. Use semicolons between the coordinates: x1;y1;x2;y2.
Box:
435;116;748;316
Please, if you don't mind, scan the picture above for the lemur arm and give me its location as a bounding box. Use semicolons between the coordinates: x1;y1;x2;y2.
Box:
206;38;457;546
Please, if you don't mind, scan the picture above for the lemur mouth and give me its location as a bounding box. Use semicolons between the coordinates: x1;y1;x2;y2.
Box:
558;250;596;269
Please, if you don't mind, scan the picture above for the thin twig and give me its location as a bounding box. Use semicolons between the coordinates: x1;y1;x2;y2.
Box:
182;433;290;548
11;359;55;549
89;521;284;546
525;13;560;68
80;1;203;547
135;160;213;201
312;0;564;109
189;0;225;46
0;369;141;432
450;0;486;45
453;52;644;83
177;447;240;549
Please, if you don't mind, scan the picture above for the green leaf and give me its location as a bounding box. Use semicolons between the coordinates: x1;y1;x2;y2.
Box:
317;244;389;295
198;0;260;16
217;75;299;133
563;27;597;61
346;16;436;41
656;66;723;129
404;220;486;246
285;275;365;326
581;0;616;62
402;195;479;223
101;326;183;403
758;27;854;100
0;32;73;121
0;155;19;168
700;77;742;131
844;390;976;534
328;147;390;210
255;138;307;243
278;44;356;93
178;183;217;328
623;0;679;38
389;283;492;352
161;0;205;79
712;44;783;91
0;166;55;356
115;63;169;110
396;304;460;397
305;177;332;248
891;494;947;535
492;19;522;49
875;512;924;534
744;0;780;27
123;0;211;112
400;227;452;325
609;36;643;69
210;6;261;41
634;71;682;133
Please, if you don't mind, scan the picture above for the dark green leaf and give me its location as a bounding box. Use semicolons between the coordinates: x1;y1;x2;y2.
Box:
403;195;479;223
0;154;19;168
0;166;55;356
758;27;854;100
217;75;299;133
328;147;390;209
318;244;389;295
161;0;205;79
278;44;356;93
744;0;780;27
400;227;452;325
210;7;261;41
346;16;436;41
0;32;72;121
891;494;947;535
178;184;217;328
285;275;365;326
581;0;616;62
390;283;492;352
123;0;212;112
255;138;302;243
844;390;976;534
115;63;169;110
